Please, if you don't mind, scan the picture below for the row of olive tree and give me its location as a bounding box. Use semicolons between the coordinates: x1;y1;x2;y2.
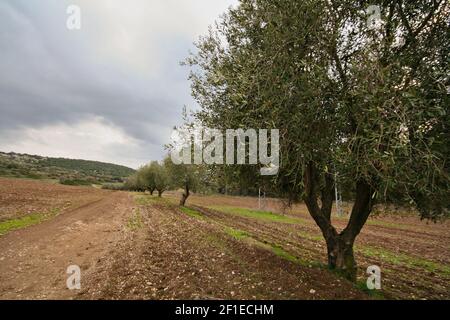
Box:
124;161;169;197
122;157;202;205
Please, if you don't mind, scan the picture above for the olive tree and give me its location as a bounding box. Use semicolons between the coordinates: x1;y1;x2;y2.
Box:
186;0;449;281
140;162;157;195
153;162;170;197
164;156;199;206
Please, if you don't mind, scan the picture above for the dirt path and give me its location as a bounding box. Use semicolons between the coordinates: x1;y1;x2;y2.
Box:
0;191;134;299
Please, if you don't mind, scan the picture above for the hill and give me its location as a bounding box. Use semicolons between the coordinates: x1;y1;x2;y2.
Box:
0;151;135;184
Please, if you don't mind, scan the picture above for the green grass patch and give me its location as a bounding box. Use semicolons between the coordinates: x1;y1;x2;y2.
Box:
210;206;304;224
205;233;226;247
224;227;250;240
134;194;155;205
355;281;386;299
222;225;309;266
357;246;450;277
134;194;172;206
0;207;60;236
270;245;302;264
181;207;204;220
0;214;44;235
127;208;143;230
298;230;323;242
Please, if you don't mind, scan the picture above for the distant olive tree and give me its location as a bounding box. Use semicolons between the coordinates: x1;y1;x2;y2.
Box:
153;162;170;197
125;161;170;196
143;162;158;195
123;172;143;192
164;156;199;206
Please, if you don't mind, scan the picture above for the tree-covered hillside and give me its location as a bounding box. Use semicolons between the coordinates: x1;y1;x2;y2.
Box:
0;151;135;184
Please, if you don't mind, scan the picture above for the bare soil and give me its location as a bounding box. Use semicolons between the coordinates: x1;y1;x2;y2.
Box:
80;198;365;300
180;192;450;300
0;178;110;221
0;182;132;299
0;179;448;300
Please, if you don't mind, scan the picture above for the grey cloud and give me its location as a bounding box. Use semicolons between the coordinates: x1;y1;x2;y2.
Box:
0;0;236;167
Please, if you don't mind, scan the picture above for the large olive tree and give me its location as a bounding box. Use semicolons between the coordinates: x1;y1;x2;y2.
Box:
186;0;449;281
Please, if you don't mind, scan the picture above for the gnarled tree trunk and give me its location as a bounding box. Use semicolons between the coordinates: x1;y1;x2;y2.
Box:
303;162;374;282
179;183;190;206
331;179;374;281
325;234;357;282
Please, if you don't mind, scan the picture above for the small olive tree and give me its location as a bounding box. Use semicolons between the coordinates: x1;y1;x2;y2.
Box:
140;162;157;195
164;156;199;206
153;162;170;197
124;171;148;192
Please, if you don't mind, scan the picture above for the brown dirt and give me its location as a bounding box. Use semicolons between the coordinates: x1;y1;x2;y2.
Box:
175;192;450;300
80;198;365;300
0;179;448;300
0;184;133;299
0;177;110;221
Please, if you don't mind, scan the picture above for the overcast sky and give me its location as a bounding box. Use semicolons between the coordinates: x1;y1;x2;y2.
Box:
0;0;236;168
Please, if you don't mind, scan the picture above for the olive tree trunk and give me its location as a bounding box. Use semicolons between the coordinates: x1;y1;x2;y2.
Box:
179;183;190;206
303;163;374;282
325;234;357;281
